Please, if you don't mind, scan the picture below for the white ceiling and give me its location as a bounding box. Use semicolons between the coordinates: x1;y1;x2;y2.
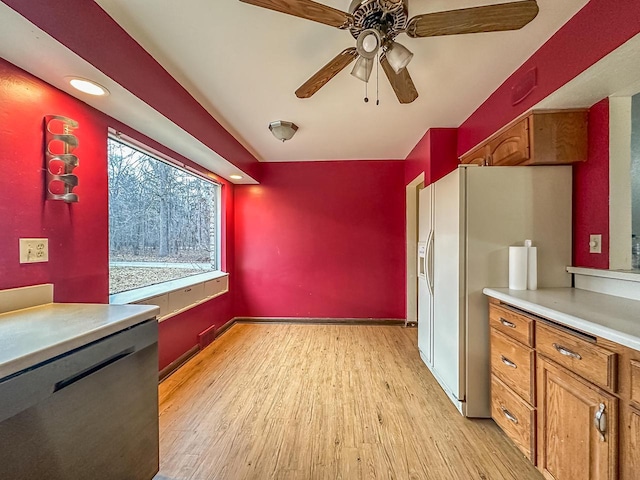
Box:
93;0;589;162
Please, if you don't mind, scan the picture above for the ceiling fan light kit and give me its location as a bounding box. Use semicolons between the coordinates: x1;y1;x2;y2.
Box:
385;41;413;74
351;56;374;83
356;29;381;59
241;0;540;104
269;120;299;142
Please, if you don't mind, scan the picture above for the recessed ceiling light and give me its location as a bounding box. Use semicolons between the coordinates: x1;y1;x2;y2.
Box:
230;174;243;180
67;77;109;96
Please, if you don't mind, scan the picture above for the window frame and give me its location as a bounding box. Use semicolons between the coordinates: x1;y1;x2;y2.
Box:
106;131;225;307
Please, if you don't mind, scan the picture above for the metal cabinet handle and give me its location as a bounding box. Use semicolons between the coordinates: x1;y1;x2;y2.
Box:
553;343;582;360
500;318;516;328
501;407;518;424
594;403;606;441
501;356;517;368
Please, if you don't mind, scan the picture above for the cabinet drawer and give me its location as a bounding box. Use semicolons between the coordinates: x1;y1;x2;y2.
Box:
491;374;536;463
204;276;228;298
135;294;168;318
491;328;535;404
168;283;204;313
631;359;640;407
536;322;617;392
489;304;534;347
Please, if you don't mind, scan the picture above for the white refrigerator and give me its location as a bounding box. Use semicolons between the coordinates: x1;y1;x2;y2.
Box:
417;165;572;418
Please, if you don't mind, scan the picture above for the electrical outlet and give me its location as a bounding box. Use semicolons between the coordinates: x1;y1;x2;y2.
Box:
589;234;602;254
19;238;49;264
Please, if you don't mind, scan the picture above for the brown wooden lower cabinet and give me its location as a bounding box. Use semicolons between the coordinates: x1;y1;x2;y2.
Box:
537;356;618;480
487;300;639;480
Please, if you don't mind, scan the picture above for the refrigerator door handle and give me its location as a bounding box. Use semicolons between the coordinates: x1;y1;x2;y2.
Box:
425;230;434;297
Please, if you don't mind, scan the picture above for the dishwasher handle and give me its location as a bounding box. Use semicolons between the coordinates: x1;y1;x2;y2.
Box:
54;348;133;392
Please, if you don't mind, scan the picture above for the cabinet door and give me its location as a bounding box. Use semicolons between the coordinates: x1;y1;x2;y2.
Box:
527;110;588;165
460;145;488;165
487;117;530;166
621;406;640;480
537;356;618;480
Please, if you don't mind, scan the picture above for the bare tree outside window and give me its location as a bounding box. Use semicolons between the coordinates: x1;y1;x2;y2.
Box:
108;138;219;294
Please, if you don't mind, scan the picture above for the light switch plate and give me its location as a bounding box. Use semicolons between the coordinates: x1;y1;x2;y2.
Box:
19;238;49;263
589;234;602;254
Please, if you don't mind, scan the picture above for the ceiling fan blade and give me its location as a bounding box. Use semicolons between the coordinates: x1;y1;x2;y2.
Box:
380;57;418;104
240;0;353;28
406;0;539;38
295;48;358;98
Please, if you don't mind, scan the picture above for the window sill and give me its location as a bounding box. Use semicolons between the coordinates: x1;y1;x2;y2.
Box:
109;271;229;323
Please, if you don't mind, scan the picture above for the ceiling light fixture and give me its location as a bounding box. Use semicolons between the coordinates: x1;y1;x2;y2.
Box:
355;29;381;59
269;120;298;142
66;77;110;96
385;41;414;74
352;29;381;82
350;56;374;83
229;174;243;180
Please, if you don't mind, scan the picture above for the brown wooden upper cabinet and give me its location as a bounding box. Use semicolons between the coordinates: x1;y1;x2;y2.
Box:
460;110;588;166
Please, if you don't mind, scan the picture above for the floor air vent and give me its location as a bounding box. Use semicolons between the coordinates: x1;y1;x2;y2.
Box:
198;325;217;349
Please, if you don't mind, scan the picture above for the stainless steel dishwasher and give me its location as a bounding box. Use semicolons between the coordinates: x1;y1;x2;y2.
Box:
0;319;159;480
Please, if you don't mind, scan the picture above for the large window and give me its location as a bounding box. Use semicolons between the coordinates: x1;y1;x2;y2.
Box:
108;136;220;295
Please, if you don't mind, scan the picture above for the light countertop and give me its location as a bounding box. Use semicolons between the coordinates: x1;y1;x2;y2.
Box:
483;288;640;351
0;303;159;380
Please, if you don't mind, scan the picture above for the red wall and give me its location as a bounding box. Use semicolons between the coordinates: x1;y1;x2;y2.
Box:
573;99;610;269
234;161;406;319
405;128;459;186
157;294;233;371
0;57;109;302
0;58;235;370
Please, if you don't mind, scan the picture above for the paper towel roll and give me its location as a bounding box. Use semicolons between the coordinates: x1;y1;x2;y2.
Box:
509;246;528;290
527;246;538;290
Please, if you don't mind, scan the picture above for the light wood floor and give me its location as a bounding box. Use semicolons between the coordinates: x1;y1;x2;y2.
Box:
156;323;542;480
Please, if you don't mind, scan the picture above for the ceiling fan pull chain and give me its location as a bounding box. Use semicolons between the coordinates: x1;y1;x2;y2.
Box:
364;78;369;103
376;52;380;106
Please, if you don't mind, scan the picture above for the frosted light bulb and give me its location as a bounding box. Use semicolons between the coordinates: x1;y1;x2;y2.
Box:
362;34;378;53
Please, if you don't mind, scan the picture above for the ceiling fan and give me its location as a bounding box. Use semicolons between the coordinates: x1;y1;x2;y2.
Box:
240;0;539;104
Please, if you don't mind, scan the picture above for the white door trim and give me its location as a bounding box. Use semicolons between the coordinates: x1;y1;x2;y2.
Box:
406;173;425;326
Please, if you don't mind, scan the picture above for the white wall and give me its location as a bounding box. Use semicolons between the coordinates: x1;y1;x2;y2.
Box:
632;93;640;237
